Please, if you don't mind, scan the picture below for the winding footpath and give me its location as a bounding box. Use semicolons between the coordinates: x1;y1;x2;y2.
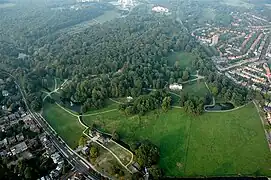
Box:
42;79;68;102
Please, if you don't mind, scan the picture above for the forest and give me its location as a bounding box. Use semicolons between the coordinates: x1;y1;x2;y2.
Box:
0;3;252;114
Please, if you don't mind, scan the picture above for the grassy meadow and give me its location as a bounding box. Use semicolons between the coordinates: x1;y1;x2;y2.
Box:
82;103;271;177
42;103;84;148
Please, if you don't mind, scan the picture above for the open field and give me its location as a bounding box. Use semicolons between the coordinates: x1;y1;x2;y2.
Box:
62;10;120;35
166;52;197;69
185;103;271;176
42;103;84;148
182;80;209;97
82;103;271;176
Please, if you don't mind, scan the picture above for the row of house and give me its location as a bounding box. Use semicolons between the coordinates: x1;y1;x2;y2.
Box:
39;133;65;180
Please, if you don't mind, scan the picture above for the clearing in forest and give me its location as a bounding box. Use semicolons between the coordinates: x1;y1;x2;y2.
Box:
166;52;197;69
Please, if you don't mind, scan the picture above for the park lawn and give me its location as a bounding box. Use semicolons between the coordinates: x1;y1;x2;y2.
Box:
185;103;271;176
42;103;85;148
166;52;197;69
182;80;209;97
82;109;193;176
82;103;271;177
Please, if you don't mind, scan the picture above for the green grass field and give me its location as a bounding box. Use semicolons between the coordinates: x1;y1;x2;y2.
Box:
166;52;197;69
183;80;209;97
42;103;84;148
82;103;271;177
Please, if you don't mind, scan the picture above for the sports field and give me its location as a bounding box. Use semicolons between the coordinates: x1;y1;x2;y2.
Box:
42;103;84;148
82;103;271;176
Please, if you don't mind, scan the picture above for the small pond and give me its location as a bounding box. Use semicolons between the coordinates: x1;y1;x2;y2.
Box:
205;102;234;111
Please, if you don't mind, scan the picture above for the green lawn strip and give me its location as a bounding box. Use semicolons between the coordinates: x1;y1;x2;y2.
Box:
42;103;85;148
82;103;271;176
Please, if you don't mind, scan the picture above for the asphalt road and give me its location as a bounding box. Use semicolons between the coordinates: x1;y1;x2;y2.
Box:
1;70;103;180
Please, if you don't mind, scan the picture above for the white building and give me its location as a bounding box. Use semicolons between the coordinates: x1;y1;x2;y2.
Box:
169;83;182;90
127;96;133;102
152;6;169;13
2;90;9;97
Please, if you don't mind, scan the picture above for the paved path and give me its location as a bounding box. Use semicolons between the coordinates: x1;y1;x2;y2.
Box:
181;75;205;84
109;98;124;104
55;103;78;117
42;79;68;102
81;109;118;117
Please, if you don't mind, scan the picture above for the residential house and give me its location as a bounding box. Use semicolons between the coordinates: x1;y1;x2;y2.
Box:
8;114;16;121
51;152;61;164
10;142;28;156
0;138;8;148
81;146;89;155
8;136;17;145
16;133;24;142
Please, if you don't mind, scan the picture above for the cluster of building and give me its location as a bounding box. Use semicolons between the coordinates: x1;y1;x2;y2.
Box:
191;27;220;46
192;12;271;149
192;11;271;94
0;110;39;158
152;6;169;13
225;61;271;92
0;107;69;179
38;133;66;180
